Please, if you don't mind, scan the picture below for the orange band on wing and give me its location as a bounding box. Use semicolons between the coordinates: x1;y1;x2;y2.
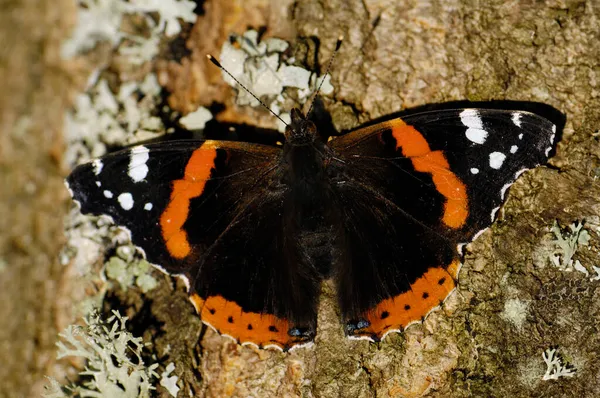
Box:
190;294;302;350
160;141;218;259
350;259;461;340
391;123;468;229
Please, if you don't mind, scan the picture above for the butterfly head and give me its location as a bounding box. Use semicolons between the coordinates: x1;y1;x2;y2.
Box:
285;108;318;146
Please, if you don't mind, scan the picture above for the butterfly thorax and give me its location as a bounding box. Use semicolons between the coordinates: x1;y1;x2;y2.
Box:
280;111;337;278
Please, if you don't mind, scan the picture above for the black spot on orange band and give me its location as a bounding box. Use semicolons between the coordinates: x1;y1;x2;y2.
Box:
189;293;308;350
390;122;469;229
348;259;461;340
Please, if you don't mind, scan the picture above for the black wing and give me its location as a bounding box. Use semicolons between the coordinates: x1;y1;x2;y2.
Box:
67;139;317;350
328;109;557;340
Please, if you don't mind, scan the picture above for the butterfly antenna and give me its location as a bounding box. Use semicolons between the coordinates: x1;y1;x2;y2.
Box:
206;54;289;127
306;35;343;118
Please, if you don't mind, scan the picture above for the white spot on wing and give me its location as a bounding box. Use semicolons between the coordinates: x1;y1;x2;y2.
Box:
470;168;479;174
511;112;522;127
128;145;150;183
95;181;101;187
466;128;488;144
489;152;506;169
144;202;153;211
510;145;518;154
92;159;103;175
518;133;523;140
103;190;113;198
460;109;482;128
118;192;134;210
460;109;488;144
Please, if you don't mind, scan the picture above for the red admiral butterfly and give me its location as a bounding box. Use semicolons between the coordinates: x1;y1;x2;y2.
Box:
66;41;558;351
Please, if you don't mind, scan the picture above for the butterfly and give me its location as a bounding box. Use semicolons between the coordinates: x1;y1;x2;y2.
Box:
66;93;558;350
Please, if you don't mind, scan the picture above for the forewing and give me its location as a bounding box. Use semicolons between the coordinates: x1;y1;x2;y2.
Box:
330;109;557;243
67;140;280;274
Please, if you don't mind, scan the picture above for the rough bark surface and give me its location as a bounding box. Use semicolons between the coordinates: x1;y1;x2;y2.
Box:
3;0;600;397
0;0;78;397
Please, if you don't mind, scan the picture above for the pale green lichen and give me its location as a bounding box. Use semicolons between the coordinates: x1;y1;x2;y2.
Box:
542;347;576;380
61;0;196;60
219;30;334;132
549;220;590;273
500;298;530;330
179;106;213;130
44;311;158;398
65;74;165;166
64;0;197;166
104;245;158;293
159;363;180;397
591;265;600;281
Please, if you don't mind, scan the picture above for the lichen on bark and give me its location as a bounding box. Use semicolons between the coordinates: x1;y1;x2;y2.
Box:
5;0;600;397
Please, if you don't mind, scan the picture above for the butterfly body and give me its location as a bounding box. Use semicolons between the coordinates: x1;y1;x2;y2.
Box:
67;106;558;350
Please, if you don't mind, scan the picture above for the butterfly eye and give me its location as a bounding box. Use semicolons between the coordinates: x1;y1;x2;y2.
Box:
305;122;317;137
